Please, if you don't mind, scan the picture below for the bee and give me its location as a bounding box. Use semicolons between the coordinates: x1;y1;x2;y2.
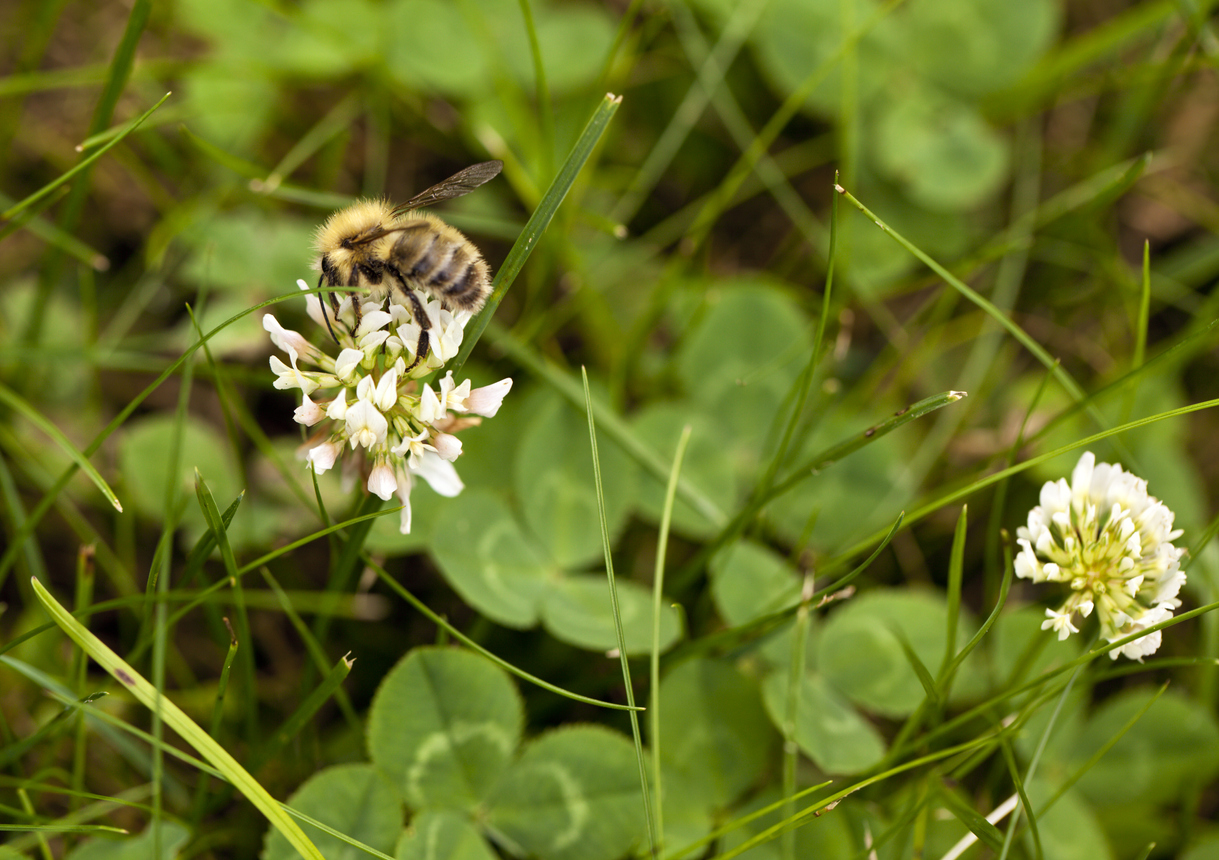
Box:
313;160;503;371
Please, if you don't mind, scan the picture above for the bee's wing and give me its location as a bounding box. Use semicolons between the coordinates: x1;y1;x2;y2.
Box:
393;160;503;214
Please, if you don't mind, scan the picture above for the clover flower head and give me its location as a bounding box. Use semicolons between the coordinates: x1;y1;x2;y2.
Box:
1015;451;1185;661
264;279;511;533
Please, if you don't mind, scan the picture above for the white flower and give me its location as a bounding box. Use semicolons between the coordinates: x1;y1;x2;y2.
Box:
359;329;391;353
395;467;413;534
418;382;446;424
373;367;399;411
334;348;364;382
307;440;340;474
439;373;471;411
432;432;462;461
413;449;464;497
390;427;435;468
367;460;398;501
356;309;394;339
326;388;349;421
1015;452;1185;661
1041;607;1079;641
269;353;318;396
294;393;325;426
263;314;321;363
270;276;512;530
467;378;513;417
345;398;387;449
297;279;329;329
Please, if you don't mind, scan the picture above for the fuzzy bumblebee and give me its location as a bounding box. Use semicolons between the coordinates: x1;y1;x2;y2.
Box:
312;160;502;371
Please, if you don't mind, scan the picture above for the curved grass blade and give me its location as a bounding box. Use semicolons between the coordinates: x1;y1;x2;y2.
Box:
837;183;1132;451
364;554;641;712
29;577;327;860
667;511;903;665
582;366;656;856
0;383;122;511
0;824;128;835
0;92;170;223
487;322;726;527
828;395;1219;575
672;391;964;591
449;92;623;376
252;652;354;772
0;286;345;584
650;423;691;851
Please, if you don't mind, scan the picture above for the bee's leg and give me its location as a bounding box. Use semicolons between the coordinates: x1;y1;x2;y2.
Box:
403;330;430;375
348;290;364;334
388;274;431;373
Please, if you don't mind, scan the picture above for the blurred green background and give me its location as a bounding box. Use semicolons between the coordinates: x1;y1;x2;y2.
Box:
3;0;1219;857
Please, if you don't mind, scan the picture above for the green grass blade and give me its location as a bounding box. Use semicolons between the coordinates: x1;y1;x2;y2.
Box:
671;391;963;591
0;185;108;267
180;491;244;590
278;806;396;860
189;618;239;827
488;322;726;526
252;93;361;194
941;506;968;678
449;92;622;376
29;577;327;860
582;367;656;856
683;0;905;252
194;470;240;582
0;92;170;223
0;448;46;588
0;287;339;584
0;383;122;511
312;492;384;646
516;0;554;172
259;566;360;732
666;511;903;665
650;423;691;851
252;651;354;773
612;0;767;224
364;554;642;711
936;778;1005;853
828;395;1219;575
0;824;129;835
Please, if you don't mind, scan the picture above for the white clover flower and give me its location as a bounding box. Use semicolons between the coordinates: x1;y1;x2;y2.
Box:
467;378;513;417
367;459;398;501
432;432;462;461
294;393;325;426
1015;451;1185;661
269;353;318;396
306;440;340;474
334;348;364;382
267;277;512;533
345;398;387;450
263;315;321;364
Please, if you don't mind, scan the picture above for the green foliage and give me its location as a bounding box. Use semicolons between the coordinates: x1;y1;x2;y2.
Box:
4;0;1219;858
368;647;524;809
63;823;190;860
656;657;776;810
261;764;401;860
1071;689;1219;806
817;589;984;716
355;647;646;860
395;810;497;860
485;727;644;860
